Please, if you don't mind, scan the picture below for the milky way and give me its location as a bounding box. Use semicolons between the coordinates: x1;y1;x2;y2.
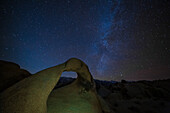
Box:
0;0;169;81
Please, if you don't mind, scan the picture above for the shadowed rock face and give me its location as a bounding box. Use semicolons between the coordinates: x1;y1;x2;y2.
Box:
0;58;108;113
0;60;31;93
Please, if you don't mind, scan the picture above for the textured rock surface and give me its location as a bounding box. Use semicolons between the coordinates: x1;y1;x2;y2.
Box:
0;59;110;113
47;58;111;113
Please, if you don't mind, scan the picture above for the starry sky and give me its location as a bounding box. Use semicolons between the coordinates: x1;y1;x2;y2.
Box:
0;0;169;81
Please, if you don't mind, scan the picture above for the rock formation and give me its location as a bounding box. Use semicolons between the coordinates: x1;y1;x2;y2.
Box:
0;60;31;93
47;58;111;113
0;58;110;113
1;59;168;113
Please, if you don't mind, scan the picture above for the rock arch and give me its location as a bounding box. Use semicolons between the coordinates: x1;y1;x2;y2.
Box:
0;58;106;113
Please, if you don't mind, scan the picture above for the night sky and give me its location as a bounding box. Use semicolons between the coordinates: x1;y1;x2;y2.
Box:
0;0;169;81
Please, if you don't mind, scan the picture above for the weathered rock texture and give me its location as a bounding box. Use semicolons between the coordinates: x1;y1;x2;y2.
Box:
0;58;110;113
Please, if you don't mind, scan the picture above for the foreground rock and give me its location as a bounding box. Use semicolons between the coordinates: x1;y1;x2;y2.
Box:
0;59;111;113
0;60;31;93
0;60;169;113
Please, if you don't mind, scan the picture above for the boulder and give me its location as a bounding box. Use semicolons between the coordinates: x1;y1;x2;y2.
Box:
0;60;31;92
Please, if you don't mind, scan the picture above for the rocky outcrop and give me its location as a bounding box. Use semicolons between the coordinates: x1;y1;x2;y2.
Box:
0;58;111;113
0;59;169;113
0;60;31;93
